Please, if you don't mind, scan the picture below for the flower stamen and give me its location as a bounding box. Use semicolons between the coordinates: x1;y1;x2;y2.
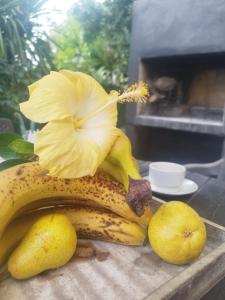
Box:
76;82;150;128
118;82;149;103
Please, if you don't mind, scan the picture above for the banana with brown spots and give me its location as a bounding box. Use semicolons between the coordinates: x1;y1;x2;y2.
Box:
0;205;147;266
0;162;152;239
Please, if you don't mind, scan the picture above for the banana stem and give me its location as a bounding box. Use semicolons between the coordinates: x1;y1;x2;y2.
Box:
127;178;152;217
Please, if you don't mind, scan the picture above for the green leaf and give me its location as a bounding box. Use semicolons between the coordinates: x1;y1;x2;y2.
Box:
9;139;34;154
0;132;21;144
0;132;24;159
0;146;23;160
0;159;29;171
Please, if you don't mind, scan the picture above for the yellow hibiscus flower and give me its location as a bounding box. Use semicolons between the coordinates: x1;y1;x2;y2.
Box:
20;70;118;178
20;70;149;178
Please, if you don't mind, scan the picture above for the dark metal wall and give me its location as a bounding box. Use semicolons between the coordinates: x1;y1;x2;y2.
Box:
126;0;225;163
128;0;225;83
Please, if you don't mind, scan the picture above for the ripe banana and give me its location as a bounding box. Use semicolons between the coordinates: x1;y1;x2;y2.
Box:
0;162;152;238
99;129;152;216
0;205;147;266
16;197;101;216
98;159;126;186
101;129;141;190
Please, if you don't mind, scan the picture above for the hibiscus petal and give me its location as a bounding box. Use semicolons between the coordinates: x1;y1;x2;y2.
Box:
20;70;117;128
35;119;118;178
20;71;79;123
60;70;117;125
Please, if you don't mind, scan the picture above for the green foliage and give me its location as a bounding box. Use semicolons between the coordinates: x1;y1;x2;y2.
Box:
0;159;30;171
0;0;54;132
52;0;133;126
0;132;35;170
0;132;22;159
53;19;89;71
53;0;133;91
9;138;34;154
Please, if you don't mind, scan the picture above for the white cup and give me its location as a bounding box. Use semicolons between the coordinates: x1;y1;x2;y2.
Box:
149;162;186;190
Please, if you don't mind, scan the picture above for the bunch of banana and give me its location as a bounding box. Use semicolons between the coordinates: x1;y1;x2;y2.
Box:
0;129;152;268
0;205;147;267
0;166;152;266
0;162;151;237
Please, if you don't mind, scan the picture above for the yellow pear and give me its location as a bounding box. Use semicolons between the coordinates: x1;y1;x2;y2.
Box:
8;214;77;279
148;201;206;265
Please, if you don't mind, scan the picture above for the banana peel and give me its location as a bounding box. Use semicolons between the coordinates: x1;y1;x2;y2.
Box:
99;129;152;217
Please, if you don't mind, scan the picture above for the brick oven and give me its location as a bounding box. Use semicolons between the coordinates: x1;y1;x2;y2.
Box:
127;0;225;164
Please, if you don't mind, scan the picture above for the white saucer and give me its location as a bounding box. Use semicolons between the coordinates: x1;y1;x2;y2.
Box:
145;177;198;196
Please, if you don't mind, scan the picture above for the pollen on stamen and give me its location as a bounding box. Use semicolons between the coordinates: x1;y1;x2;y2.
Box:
117;81;150;104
